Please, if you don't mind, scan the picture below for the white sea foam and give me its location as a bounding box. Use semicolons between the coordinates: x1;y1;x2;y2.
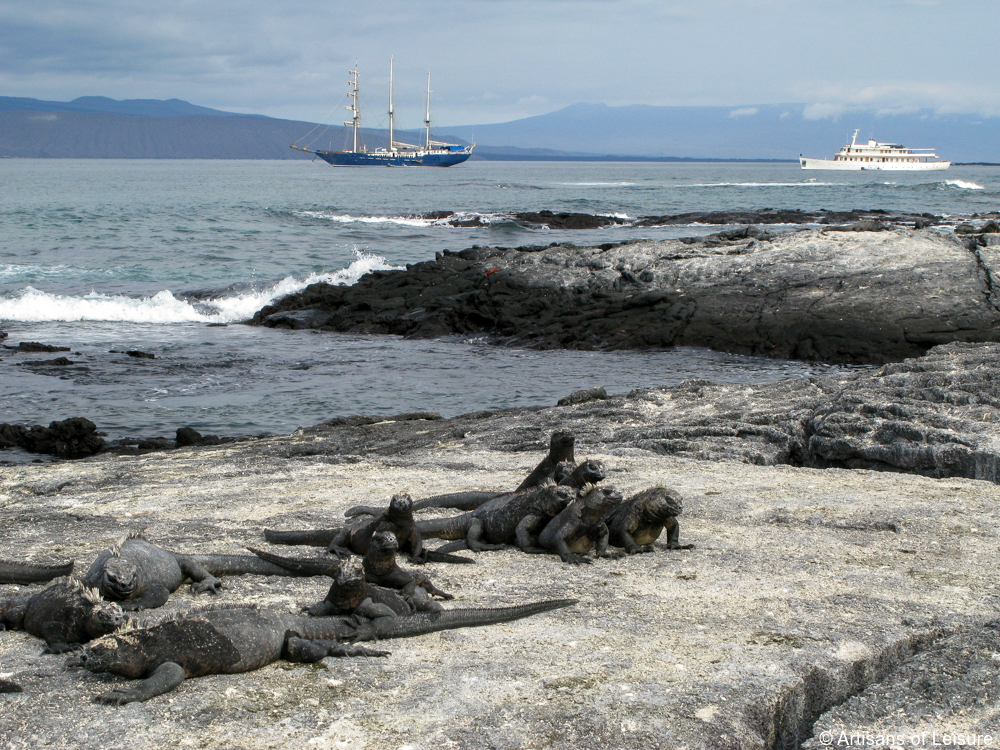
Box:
945;179;985;190
552;182;637;187
293;209;522;227
294;210;438;227
0;252;401;325
684;182;841;188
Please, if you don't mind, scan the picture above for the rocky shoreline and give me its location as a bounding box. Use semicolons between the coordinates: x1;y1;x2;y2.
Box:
250;223;1000;365
3;343;1000;747
5;220;1000;746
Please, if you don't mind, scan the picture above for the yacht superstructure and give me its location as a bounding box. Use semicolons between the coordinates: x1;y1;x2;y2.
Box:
800;130;949;171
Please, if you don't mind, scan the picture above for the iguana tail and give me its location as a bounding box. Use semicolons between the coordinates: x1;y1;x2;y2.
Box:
363;599;578;641
412;491;501;512
414;516;473;541
0;558;74;585
185;553;326;578
248;548;341;577
263;529;338;547
423;549;476;564
345;491;501;518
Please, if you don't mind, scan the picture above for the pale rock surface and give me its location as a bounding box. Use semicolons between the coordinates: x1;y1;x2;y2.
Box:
3;344;1000;748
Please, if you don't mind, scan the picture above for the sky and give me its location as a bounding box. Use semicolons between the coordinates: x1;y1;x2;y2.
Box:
2;0;998;129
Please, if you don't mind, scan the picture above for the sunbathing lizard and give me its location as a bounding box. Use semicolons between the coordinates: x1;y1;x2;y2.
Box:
83;534;321;611
530;485;626;564
605;486;695;553
66;598;577;704
264;493;469;564
418;460;607;553
248;550;416;617
0;577;125;653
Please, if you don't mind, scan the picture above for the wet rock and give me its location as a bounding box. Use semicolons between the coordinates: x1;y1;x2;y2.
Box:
136;437;175;451
261;309;334;329
21;357;75;366
557;386;609;406
0;417;106;459
175;427;222;448
252;227;1000;365
3;342;70;353
126;350;155;359
421;208;944;230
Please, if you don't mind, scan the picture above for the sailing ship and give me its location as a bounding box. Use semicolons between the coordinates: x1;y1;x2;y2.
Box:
292;60;474;167
800;130;949;171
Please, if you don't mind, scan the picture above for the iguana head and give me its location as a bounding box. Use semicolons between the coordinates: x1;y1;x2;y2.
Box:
569;459;606;487
541;486;575;514
385;493;414;522
632;486;684;521
326;563;368;611
370;531;399;554
65;630;149;679
551;461;575;485
100;556;139;600
549;431;575;461
363;531;399;576
580;486;623;520
79;584;127;640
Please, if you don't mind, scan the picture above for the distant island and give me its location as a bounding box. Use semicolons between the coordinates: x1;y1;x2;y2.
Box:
1;96;997;162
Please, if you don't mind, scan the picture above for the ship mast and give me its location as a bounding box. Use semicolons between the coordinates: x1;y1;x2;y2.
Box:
424;70;431;149
388;56;395;152
344;64;360;153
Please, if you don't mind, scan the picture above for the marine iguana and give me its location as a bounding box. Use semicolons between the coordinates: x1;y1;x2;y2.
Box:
361;532;452;608
530;485;626;565
0;558;74;585
0;577;125;653
264;493;470;564
66;598;577;704
83;535;319;611
426;485;575;554
249;553;417;618
417;460;607;553
605;486;695;553
344;430;577;517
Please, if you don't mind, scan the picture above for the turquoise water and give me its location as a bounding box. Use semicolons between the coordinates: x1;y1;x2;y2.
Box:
1;159;994;440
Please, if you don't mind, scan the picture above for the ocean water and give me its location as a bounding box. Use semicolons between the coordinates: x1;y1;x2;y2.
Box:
2;159;997;443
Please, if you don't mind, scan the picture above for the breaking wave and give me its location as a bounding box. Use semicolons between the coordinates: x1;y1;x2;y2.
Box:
0;252;400;325
683;181;842;188
944;179;985;190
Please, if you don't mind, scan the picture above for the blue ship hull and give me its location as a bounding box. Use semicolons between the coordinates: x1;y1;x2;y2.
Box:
311;148;472;167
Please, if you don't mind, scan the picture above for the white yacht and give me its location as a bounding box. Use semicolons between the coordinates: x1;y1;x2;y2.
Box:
800;130;950;171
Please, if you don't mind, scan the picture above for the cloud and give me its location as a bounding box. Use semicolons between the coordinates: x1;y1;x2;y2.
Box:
2;0;1000;124
802;103;851;120
517;95;550;108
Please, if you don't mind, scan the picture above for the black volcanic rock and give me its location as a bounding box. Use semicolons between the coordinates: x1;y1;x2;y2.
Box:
250;227;1000;365
22;357;75;366
4;342;70;353
0;417;106;459
175;426;221;447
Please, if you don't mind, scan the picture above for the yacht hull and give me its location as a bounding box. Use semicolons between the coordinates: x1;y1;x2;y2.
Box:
313;149;472;167
800;156;951;171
